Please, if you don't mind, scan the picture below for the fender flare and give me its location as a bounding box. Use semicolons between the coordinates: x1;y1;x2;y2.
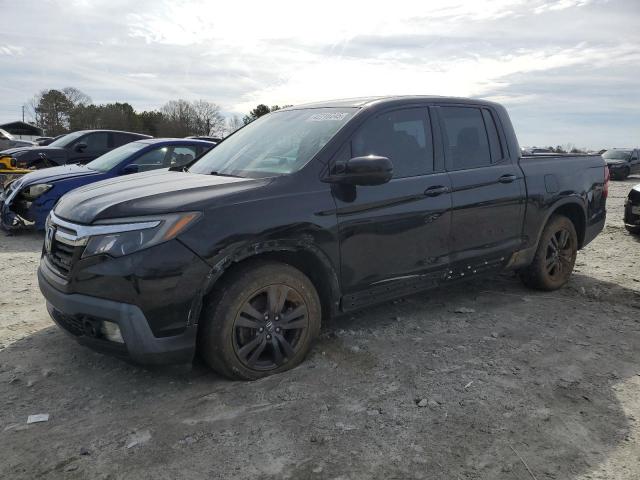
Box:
533;196;587;250
197;237;342;318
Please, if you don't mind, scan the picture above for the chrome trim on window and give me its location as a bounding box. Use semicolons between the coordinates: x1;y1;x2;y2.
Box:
49;211;160;247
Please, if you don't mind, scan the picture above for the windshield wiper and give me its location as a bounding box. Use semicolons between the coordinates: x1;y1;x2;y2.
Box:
210;171;242;178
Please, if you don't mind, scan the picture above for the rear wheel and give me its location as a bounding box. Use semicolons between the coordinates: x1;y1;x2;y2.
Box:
199;261;321;380
520;215;578;291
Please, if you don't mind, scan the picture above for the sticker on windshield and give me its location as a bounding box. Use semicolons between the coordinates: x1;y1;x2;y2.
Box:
307;112;349;122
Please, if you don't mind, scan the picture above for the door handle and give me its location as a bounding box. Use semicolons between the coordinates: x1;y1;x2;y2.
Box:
424;185;449;197
498;174;517;183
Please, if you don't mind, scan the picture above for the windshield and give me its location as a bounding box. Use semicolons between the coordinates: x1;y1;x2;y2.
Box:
189;108;356;178
48;131;84;148
602;150;631;161
86;141;147;172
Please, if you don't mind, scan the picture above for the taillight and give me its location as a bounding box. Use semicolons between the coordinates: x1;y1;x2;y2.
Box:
603;165;609;199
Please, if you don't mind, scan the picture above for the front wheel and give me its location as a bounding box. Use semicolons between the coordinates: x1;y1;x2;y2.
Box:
620;167;630;180
520;215;578;291
626;224;640;235
199;261;321;380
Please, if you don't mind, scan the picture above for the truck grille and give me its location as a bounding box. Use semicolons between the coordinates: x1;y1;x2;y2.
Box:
45;215;86;278
48;238;83;277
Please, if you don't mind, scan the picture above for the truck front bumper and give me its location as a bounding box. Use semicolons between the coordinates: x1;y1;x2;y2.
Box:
38;268;197;365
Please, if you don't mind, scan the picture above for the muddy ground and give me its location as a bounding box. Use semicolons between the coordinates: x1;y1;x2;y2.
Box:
1;178;639;480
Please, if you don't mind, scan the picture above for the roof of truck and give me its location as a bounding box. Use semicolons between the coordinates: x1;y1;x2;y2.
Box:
281;95;499;110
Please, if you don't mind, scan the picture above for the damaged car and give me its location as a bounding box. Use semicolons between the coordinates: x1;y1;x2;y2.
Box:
0;138;215;230
0;128;35;150
624;184;640;234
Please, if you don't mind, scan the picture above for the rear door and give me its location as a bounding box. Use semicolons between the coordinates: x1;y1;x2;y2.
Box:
333;107;452;305
436;105;525;275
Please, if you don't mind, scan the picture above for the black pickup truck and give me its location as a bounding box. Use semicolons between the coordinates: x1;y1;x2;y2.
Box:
38;96;608;380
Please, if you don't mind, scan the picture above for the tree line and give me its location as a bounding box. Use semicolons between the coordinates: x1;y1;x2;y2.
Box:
26;87;288;138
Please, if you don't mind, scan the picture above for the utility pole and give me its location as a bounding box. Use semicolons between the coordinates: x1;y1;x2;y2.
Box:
22;105;25;122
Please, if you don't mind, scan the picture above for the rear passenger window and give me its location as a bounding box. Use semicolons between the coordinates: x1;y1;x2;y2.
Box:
482;109;504;162
113;133;135;147
170;146;197;167
352;108;433;178
440;107;491;170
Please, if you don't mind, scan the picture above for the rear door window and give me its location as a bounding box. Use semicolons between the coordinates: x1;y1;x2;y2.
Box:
170;146;198;168
352;108;433;178
439;106;491;170
113;133;136;147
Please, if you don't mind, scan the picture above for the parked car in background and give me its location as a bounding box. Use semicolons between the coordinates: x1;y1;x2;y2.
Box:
603;148;640;180
186;135;221;144
0;138;214;230
0;128;35;150
37;96;608;380
35;135;66;146
0;130;152;170
624;183;640;234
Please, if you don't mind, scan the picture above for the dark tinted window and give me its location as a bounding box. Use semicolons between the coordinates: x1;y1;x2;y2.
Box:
80;132;109;153
353;108;433;178
113;133;135;147
482;109;504;162
440;107;491;170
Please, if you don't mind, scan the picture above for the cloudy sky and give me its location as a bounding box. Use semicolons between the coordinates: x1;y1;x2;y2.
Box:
1;0;638;148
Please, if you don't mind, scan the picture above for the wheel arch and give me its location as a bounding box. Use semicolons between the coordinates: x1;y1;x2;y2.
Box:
539;198;587;249
200;241;341;322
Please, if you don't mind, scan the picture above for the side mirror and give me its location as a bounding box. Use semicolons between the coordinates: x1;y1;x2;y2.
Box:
324;156;393;186
121;164;140;175
74;142;87;153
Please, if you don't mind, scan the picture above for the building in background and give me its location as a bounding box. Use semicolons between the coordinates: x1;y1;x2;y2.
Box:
0;121;43;141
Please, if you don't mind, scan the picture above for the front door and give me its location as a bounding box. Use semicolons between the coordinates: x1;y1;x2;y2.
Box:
332;107;452;307
68;131;110;164
436;105;525;275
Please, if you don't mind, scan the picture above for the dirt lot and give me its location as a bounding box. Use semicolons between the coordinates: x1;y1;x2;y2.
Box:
1;178;639;480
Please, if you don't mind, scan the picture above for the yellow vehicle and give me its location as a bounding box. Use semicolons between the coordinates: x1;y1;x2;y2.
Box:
0;155;32;189
0;154;32;175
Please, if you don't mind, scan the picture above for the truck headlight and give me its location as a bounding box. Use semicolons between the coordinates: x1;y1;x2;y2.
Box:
82;212;201;258
22;183;52;200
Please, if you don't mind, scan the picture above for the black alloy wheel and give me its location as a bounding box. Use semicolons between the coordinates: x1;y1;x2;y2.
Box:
233;285;309;371
520;214;578;291
544;228;575;280
199;260;321;380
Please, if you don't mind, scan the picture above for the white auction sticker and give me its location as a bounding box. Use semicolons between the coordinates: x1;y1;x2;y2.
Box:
308;112;349;121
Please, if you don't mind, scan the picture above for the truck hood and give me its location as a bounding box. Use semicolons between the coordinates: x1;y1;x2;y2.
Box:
14;164;100;188
54;170;268;224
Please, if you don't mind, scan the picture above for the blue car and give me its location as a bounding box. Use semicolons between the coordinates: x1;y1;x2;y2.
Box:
0;138;215;230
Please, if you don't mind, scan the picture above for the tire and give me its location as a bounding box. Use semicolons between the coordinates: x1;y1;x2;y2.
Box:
620;167;630;180
520;215;578;291
198;260;321;380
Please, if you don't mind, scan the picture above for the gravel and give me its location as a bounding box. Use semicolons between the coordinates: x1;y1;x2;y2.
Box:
1;177;639;479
